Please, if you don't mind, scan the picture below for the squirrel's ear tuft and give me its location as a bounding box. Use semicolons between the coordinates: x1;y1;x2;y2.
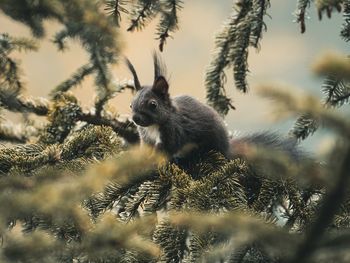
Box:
124;57;142;91
152;76;169;96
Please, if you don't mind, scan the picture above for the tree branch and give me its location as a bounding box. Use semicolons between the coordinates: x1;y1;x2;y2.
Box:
78;112;139;144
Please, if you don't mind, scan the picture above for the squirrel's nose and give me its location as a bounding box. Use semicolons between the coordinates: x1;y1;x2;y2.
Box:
132;115;141;124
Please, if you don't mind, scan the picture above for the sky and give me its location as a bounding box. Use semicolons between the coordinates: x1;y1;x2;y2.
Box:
1;0;349;156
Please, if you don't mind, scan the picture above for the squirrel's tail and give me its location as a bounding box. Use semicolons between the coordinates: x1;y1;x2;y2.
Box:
228;131;323;182
228;132;305;161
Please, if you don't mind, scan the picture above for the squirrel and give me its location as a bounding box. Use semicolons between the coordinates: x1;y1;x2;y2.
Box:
127;53;230;159
126;53;302;161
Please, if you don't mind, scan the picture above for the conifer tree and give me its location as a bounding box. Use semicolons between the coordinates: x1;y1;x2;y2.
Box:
0;1;350;263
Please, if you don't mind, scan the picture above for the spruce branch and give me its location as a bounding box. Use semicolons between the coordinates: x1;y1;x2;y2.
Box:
341;0;350;41
0;34;33;94
0;0;63;38
289;143;350;263
39;94;81;144
0;122;28;144
153;220;187;262
291;53;350;140
290;114;320;140
105;0;129;26
313;52;350;81
157;0;183;52
205;3;250;115
127;0;160;31
187;232;213;263
53;29;70;51
322;76;350;107
0;86;138;144
295;0;312;33
117;178;170;221
83;147;163;214
0;125;122;175
228;245;250;263
0;86;49;116
0;34;38;53
249;0;269;48
315;0;342;20
206;0;270;115
260;84;350;138
295;0;343;33
78;112;139;143
0;56;23;93
170;212;293;260
231;19;251;93
0;144;59;175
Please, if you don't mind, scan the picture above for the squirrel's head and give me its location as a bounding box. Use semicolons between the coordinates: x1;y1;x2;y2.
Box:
127;53;173;127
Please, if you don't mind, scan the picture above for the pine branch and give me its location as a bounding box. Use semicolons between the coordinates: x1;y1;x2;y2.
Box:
289;143;350;263
85;182;123;219
294;0;312;33
205;2;250;115
0;144;59;175
322;76;350;107
105;0;129;26
0;122;28;143
157;0;183;52
187;233;213;263
313;52;350;81
0;57;23;93
231;19;251;93
233;0;270;93
153;221;187;262
78;112;139;143
127;0;160;31
52;29;70;51
206;0;270;115
291;54;350;140
259;84;350;138
0;86;138;143
2;126;121;176
228;245;250;263
315;0;342;20
0;35;36;96
38;94;81;144
0;33;38;53
341;0;350;41
249;0;269;48
0;86;49;116
290;114;319;140
0;0;63;38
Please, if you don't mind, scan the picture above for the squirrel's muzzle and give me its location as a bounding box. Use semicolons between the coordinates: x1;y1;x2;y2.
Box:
132;114;151;127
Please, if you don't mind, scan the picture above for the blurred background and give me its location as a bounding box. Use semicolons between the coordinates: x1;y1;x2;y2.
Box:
0;0;348;156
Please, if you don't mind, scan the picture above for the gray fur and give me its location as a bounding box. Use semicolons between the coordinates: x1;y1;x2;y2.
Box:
229;132;306;161
131;88;230;157
128;54;230;158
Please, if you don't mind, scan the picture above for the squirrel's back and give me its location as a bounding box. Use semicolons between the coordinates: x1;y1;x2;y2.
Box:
172;95;230;157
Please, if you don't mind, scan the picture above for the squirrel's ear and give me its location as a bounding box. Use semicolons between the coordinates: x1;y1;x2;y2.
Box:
152;76;169;96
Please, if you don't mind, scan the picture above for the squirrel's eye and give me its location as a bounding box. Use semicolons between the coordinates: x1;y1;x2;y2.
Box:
129;103;132;109
149;100;158;110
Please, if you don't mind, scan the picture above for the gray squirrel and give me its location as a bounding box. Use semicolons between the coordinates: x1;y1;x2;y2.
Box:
127;53;302;161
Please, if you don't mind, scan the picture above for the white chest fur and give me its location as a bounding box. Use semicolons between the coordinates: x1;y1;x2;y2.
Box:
142;125;161;145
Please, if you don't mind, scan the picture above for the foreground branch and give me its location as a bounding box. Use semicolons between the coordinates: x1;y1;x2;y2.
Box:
289;144;350;263
79;112;139;144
